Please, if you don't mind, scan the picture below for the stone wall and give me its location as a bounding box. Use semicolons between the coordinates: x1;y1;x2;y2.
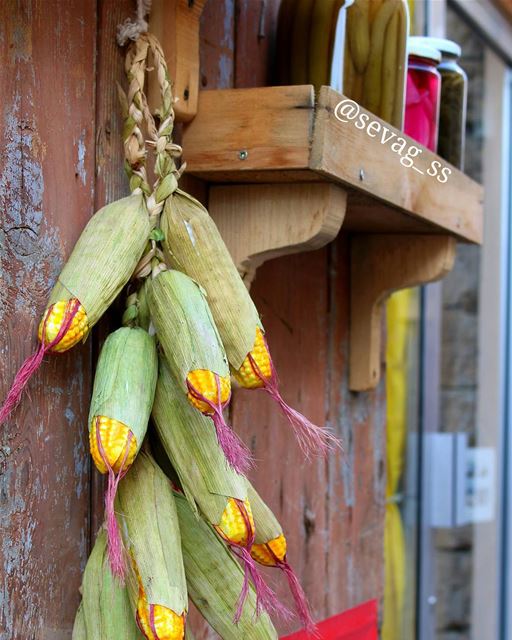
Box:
434;8;485;640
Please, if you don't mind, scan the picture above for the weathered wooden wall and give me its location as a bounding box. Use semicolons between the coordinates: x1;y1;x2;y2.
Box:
0;1;386;638
0;2;96;638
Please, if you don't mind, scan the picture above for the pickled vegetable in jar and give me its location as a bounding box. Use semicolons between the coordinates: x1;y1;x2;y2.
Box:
404;41;441;151
416;37;467;169
275;0;354;91
343;0;410;129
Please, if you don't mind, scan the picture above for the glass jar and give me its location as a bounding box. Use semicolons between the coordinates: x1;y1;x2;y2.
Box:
419;37;467;169
404;41;441;152
275;0;354;90
343;0;410;129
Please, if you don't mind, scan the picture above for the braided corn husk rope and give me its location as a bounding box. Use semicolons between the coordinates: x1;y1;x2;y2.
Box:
119;33;185;279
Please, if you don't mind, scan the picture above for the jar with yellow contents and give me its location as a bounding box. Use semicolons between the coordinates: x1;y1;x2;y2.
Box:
275;0;410;130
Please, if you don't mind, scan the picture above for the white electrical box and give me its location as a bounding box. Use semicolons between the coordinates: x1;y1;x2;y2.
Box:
427;433;495;528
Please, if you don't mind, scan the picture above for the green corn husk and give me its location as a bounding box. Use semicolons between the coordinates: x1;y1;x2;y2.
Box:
116;450;188;620
247;484;283;546
72;603;87;640
161;189;262;370
88;326;158;460
47;194;150;327
152;357;247;526
77;531;144;640
174;491;278;640
146;269;229;388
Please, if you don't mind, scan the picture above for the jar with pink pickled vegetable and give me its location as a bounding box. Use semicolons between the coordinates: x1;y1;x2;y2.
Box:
404;39;441;151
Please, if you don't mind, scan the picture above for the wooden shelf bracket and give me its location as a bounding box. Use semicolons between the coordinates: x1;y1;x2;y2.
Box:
209;183;348;286
349;234;457;392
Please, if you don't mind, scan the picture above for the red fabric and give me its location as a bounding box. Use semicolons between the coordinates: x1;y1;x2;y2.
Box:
281;600;378;640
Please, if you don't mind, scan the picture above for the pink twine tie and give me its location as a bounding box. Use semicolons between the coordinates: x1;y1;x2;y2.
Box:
226;500;291;624
96;419;133;581
246;333;341;458
187;375;253;475
0;299;81;426
262;542;318;636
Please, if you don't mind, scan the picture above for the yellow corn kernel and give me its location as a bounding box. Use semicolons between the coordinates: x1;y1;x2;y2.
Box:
137;583;185;640
251;534;287;567
186;369;231;414
234;328;271;389
89;416;137;474
214;498;255;547
38;299;89;352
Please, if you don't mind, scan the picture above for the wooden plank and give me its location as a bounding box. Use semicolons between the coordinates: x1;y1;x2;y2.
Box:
183;85;315;174
182;85;483;244
0;1;96;637
231;248;332;635
149;0;207;122
313;87;483;244
209;183;347;283
324;235;386;616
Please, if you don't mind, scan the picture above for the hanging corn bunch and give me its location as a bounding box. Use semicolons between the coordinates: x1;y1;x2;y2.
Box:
146;269;252;474
160;189;340;458
74;530;144;639
248;484;317;635
152;358;287;623
116;451;188;640
0;194;151;425
174;490;279;639
88;324;158;578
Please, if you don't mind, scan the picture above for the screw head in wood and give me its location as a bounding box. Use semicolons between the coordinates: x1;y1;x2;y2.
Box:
238;150;249;161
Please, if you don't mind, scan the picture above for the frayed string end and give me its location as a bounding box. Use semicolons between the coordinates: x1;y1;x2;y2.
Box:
0;300;79;426
279;560;318;637
187;376;253;475
247;343;341;458
232;545;292;624
97;423;132;582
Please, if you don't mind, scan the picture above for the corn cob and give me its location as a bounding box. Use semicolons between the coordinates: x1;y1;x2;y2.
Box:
160;190;339;458
152;359;285;622
77;530;144;639
116;451;188;640
0;193;150;424
248;484;316;635
146;268;251;474
88;325;158;578
174;489;278;639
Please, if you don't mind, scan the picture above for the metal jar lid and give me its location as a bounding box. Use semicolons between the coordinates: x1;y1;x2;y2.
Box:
407;37;442;63
409;36;461;59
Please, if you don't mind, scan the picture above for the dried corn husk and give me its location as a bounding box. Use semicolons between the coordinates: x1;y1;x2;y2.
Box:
88;326;157;456
48;193;150;328
159;190;338;459
161;189;261;370
152;357;247;525
174;491;278;640
116;451;188;621
248;484;283;546
146;269;229;389
72;603;87;640
78;530;144;640
88;325;158;579
147;269;252;474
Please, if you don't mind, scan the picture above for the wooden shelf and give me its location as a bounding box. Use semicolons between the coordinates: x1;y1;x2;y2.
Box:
183;85;483;243
182;85;483;391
